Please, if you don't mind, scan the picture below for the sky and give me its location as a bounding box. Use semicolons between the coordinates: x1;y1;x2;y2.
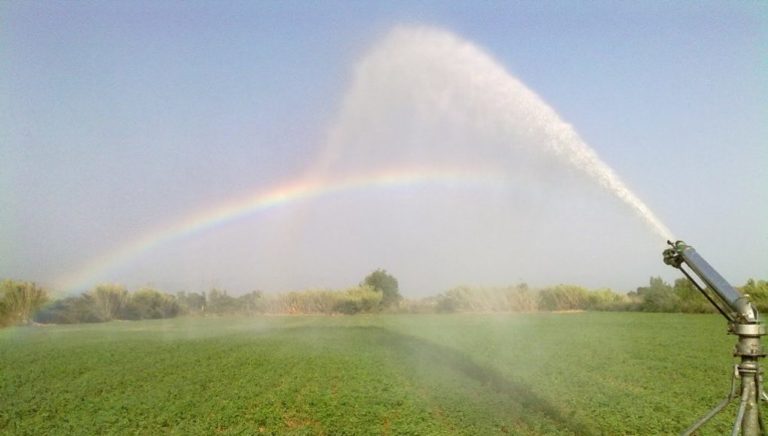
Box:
1;1;766;297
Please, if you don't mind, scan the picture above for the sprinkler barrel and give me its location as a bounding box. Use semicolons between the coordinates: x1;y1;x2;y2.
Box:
664;240;758;324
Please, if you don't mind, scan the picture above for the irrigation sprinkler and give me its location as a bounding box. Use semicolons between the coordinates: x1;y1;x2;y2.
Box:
663;240;766;435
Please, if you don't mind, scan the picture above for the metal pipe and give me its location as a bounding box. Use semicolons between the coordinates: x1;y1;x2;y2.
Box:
679;246;746;312
663;241;758;323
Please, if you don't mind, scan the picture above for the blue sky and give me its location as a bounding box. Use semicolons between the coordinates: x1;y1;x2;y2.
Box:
1;1;766;295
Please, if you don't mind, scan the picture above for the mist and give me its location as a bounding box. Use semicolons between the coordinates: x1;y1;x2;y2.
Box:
58;25;675;296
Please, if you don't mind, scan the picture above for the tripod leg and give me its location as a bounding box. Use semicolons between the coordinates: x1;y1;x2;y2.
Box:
731;384;751;436
682;366;740;436
682;397;735;436
756;374;765;433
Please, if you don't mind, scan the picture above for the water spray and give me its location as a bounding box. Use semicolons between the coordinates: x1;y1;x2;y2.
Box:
321;26;673;241
664;240;766;435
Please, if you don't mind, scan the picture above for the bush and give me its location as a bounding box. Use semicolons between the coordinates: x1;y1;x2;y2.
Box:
35;295;104;324
1;279;49;326
673;278;713;313
120;288;179;320
262;286;382;315
505;284;538;312
435;284;538;313
362;269;401;308
635;277;679;312
334;286;382;314
207;289;240;314
90;284;129;321
537;285;590;311
586;289;630;311
741;279;768;313
177;291;207;314
238;291;264;314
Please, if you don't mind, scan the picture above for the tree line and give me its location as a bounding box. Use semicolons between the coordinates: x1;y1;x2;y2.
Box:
423;278;768;314
0;269;403;326
2;274;768;327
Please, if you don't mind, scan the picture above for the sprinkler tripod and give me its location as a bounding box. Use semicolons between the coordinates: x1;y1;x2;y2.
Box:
664;241;767;435
681;323;767;435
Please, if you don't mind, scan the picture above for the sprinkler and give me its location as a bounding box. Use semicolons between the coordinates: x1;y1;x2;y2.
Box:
664;240;766;435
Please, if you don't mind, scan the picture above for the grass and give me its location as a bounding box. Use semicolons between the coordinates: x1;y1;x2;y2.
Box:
0;312;747;434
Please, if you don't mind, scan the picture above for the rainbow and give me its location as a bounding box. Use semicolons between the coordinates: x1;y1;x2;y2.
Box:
55;166;510;294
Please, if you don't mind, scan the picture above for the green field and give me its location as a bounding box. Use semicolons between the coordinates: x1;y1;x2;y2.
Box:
0;312;748;434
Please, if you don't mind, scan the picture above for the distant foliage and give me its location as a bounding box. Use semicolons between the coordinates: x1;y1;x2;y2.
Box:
36;294;105;324
119;288;180;320
335;286;383;314
741;279;768;313
433;283;630;313
362;269;401;308
435;284;536;313
237;291;264;314
586;289;629;311
538;285;590;311
91;284;129;320
262;286;382;315
632;277;679;313
0;279;49;326
35;285;180;324
206;288;241;314
672;278;713;314
177;291;207;314
31;283;386;325
6;274;768;328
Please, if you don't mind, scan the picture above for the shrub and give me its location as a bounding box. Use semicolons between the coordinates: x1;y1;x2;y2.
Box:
119;288;179;320
741;279;768;312
207;289;240;314
0;279;49;326
35;295;104;324
90;284;129;321
635;277;679;312
537;285;590;311
362;269;401;308
334;286;382;314
177;291;207;314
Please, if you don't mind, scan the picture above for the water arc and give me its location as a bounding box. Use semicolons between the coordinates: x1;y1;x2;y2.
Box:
317;26;672;240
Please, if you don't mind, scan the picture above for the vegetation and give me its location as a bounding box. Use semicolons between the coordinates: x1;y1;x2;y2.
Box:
742;279;768;311
362;268;402;308
0;313;743;434
91;284;129;320
35;287;180;324
0;279;48;326
3;271;768;327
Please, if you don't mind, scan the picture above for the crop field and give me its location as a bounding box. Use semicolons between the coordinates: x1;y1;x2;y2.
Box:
0;312;747;434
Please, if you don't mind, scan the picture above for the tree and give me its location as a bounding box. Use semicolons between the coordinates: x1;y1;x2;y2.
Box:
333;286;383;314
237;291;264;314
673;278;712;313
177;291;207;314
538;285;589;311
207;288;239;314
362;269;401;308
119;288;179;320
0;279;49;326
34;295;104;324
741;279;768;312
90;284;128;321
636;277;679;312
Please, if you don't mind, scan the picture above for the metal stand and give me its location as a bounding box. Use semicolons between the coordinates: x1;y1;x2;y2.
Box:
682;322;767;436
